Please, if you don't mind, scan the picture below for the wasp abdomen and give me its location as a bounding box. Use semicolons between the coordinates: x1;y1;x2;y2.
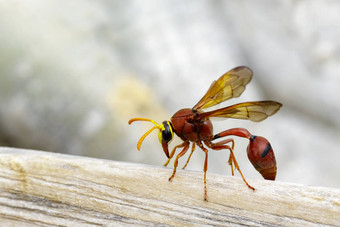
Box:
247;136;277;180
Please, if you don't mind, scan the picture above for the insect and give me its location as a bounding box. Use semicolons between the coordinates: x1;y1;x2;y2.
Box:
129;66;282;201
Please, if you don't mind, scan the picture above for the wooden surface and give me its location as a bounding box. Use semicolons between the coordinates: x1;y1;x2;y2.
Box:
0;147;339;226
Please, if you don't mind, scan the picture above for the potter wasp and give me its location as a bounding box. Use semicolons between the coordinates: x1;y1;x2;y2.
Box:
129;66;282;201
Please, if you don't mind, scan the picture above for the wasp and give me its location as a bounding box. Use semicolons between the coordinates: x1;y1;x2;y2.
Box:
129;66;282;201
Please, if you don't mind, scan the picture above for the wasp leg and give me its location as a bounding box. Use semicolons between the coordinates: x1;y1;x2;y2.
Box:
210;138;235;176
196;141;209;201
164;141;186;167
182;143;195;169
205;140;255;191
168;141;190;182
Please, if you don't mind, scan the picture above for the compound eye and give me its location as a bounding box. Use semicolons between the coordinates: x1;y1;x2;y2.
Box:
160;121;173;143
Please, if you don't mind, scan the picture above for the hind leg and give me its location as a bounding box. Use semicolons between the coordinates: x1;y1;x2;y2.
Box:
204;139;255;191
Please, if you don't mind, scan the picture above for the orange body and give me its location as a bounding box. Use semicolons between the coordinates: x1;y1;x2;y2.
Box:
129;66;282;201
171;108;213;142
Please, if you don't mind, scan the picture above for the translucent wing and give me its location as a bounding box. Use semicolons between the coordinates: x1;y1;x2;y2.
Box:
193;66;253;110
197;101;282;122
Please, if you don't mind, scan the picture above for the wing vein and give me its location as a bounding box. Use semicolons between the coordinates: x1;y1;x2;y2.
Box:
193;66;253;110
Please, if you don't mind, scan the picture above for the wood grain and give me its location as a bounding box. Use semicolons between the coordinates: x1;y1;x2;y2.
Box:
0;147;339;226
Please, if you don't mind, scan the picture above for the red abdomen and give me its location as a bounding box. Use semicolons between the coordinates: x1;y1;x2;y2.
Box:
247;136;277;180
171;108;213;142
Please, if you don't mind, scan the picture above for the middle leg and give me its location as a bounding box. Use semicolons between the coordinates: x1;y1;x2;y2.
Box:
182;142;196;169
196;141;209;201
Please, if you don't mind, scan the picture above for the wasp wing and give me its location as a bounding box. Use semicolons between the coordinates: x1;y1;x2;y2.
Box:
197;101;282;122
193;66;253;110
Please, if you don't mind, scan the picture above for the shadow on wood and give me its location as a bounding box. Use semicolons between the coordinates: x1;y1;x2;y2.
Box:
0;147;339;226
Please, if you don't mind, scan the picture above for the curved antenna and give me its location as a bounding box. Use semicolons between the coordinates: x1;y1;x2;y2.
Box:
136;126;159;150
128;118;159;126
129;118;161;150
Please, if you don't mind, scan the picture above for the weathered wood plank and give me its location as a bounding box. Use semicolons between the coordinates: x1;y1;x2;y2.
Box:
0;147;339;226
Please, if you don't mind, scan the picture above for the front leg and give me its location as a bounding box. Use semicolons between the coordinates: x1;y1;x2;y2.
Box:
164;141;186;167
168;141;190;182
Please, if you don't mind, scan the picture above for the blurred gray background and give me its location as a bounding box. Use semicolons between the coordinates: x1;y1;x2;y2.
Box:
0;0;339;188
